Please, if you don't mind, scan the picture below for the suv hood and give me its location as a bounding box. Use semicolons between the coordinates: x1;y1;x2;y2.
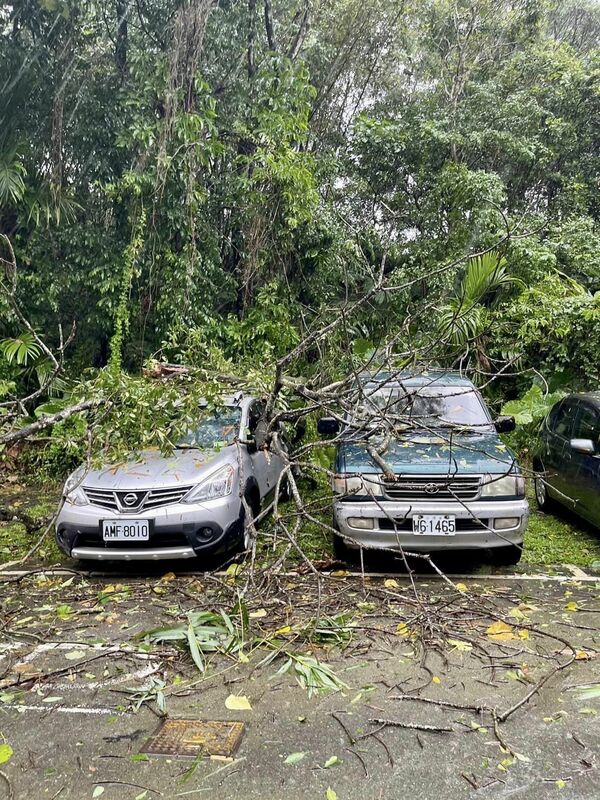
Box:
337;433;517;475
80;448;226;490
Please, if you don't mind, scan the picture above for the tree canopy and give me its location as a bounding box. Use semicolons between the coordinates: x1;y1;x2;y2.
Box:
2;0;600;459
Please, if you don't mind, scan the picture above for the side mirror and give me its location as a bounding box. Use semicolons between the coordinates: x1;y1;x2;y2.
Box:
570;438;595;455
317;417;340;436
495;415;516;434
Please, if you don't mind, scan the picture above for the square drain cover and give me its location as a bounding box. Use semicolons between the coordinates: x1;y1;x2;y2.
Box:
142;719;245;758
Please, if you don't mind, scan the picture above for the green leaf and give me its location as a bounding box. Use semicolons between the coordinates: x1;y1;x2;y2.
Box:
323;755;340;768
326;788;338;800
0;744;13;764
186;619;205;673
284;751;307;765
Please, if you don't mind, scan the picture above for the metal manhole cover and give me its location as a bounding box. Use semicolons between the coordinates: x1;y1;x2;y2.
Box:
142;719;245;758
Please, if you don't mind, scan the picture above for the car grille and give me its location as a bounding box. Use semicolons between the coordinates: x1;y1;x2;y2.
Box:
76;531;190;549
382;475;481;501
83;485;193;512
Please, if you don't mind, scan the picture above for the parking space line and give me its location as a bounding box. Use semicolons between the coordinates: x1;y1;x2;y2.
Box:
11;705;126;715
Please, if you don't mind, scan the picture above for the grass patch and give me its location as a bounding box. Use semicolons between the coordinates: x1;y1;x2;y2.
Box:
523;508;600;568
522;482;600;568
0;481;62;565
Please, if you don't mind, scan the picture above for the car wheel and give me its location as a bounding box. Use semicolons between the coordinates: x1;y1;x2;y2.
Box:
491;545;522;566
333;532;350;561
534;474;555;511
277;475;291;503
241;491;261;550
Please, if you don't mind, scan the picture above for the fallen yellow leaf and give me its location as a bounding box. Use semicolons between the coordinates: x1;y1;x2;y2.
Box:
396;622;409;637
384;579;399;589
486;621;516;641
455;582;468;593
432;676;441;684
249;608;267;619
224;694;252;711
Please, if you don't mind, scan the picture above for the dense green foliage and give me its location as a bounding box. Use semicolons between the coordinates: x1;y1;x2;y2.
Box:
2;0;600;459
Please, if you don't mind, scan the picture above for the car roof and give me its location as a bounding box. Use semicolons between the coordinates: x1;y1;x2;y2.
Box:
360;370;476;389
566;392;600;407
199;392;255;408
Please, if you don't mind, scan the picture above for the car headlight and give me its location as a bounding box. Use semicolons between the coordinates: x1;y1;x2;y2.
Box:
481;474;525;498
183;465;235;503
63;466;88;506
65;486;89;506
332;474;381;497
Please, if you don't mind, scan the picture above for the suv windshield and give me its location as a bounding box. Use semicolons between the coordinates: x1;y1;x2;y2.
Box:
178;407;242;449
362;385;492;431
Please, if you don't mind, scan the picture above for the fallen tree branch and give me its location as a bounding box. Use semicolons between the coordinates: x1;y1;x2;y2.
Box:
1;398;105;447
365;718;453;734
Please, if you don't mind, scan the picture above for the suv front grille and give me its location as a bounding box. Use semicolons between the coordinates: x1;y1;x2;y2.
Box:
382;475;481;501
83;485;193;512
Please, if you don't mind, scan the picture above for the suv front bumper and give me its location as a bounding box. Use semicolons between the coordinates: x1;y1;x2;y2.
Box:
333;498;529;551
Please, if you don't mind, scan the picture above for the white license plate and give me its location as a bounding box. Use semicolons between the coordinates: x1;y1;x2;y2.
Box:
412;515;456;535
102;519;150;541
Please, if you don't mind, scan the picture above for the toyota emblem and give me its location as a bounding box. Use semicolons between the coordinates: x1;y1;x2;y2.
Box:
122;492;139;506
424;483;440;495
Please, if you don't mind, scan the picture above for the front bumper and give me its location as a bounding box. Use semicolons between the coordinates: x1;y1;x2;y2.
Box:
55;496;243;561
333;498;529;551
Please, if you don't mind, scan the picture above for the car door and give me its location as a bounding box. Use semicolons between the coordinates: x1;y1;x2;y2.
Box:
246;401;270;498
247;400;285;498
542;398;578;504
569;401;600;522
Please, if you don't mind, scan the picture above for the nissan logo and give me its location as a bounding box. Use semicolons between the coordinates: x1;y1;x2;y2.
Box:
122;492;139;507
424;483;440;495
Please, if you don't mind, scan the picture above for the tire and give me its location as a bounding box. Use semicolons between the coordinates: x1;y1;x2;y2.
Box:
534;473;556;511
277;475;291;503
491;545;522;566
238;490;261;552
333;532;356;563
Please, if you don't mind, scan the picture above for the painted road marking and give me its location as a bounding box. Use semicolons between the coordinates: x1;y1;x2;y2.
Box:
1;569;598;582
11;705;126;715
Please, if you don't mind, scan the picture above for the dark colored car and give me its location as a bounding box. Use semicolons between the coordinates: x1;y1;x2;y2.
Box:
533;393;600;526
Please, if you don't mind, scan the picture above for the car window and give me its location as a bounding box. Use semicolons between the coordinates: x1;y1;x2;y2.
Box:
178;407;241;448
362;384;492;431
573;404;600;443
553;401;577;438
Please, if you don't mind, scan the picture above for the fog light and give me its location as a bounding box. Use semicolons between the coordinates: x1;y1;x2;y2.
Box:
494;517;520;530
197;526;215;540
347;517;374;529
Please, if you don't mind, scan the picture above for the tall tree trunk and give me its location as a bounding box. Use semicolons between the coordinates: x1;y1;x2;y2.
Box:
247;0;257;78
116;0;128;81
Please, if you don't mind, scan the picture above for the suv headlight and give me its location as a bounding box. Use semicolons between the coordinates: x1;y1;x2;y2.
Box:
481;474;525;498
183;465;235;503
332;474;381;497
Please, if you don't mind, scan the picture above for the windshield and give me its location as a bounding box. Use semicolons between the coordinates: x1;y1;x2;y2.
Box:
178;407;242;449
362;385;492;431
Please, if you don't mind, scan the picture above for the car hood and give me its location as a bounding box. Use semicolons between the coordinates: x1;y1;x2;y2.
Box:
337;433;518;475
80;448;227;490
